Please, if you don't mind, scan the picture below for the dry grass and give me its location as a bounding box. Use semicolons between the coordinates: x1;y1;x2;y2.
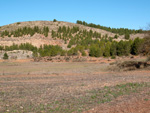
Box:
0;61;150;112
108;56;150;71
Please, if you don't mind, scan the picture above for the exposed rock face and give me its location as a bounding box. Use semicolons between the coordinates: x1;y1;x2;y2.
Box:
0;50;33;60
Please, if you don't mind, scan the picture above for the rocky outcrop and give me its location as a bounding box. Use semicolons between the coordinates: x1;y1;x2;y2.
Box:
0;50;33;59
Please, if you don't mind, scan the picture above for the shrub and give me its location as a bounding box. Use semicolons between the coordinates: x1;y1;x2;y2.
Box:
3;53;9;59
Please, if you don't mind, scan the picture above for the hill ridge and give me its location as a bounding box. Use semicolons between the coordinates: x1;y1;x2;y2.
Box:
0;20;145;40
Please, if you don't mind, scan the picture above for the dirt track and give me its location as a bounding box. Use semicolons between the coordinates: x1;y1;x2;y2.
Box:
0;61;150;112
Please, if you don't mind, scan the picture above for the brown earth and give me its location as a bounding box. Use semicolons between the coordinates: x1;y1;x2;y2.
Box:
0;60;150;113
84;94;150;113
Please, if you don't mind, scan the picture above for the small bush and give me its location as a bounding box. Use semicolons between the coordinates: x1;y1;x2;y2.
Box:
3;53;9;59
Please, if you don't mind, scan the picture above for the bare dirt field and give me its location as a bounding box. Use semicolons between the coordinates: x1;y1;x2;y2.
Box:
0;61;150;113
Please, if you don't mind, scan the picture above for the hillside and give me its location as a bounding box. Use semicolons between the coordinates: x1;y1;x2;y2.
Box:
0;20;148;60
0;21;145;48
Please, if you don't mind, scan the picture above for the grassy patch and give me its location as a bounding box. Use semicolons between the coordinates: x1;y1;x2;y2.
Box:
144;98;149;101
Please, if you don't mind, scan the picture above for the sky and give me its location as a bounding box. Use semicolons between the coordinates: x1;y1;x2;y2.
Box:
0;0;150;30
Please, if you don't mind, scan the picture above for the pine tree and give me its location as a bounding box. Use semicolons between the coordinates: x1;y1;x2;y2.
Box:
124;41;131;56
104;42;111;57
114;34;118;39
3;53;8;59
110;41;117;56
117;40;125;56
131;37;143;55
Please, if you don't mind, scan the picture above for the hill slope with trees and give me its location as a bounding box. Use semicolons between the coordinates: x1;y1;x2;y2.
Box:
0;20;148;59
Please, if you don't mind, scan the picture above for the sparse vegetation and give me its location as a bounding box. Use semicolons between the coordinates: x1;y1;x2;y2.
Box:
0;7;149;113
0;80;149;112
0;21;147;59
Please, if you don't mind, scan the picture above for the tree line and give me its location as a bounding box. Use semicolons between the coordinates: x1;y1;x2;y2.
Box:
0;26;49;37
67;37;144;57
76;20;143;35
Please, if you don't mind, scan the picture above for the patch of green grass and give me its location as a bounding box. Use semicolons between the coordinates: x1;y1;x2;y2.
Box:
144;98;149;101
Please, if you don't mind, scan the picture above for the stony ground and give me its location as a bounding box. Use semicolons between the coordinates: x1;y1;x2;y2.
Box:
0;61;150;113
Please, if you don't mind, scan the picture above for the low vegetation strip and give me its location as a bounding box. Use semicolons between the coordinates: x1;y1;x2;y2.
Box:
0;82;149;113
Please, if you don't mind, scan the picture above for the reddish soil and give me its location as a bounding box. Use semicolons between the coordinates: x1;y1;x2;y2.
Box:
0;61;150;113
84;93;150;113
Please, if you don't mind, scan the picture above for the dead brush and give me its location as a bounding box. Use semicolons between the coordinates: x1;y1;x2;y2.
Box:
109;60;149;71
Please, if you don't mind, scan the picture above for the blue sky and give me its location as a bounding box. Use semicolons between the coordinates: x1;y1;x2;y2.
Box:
0;0;150;29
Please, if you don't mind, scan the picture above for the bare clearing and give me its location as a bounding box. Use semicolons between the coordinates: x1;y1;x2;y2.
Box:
0;61;150;113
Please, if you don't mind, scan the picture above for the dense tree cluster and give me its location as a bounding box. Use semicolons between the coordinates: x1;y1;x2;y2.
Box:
65;37;144;58
38;45;65;57
76;20;143;35
0;26;49;37
67;45;86;56
88;38;143;57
